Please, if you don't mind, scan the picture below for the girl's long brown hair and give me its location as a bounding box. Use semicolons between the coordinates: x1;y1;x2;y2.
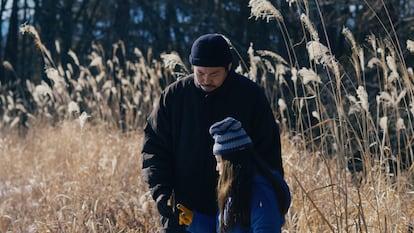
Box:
216;148;290;232
216;148;253;233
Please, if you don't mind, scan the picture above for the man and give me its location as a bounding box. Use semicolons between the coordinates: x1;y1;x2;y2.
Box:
141;33;283;233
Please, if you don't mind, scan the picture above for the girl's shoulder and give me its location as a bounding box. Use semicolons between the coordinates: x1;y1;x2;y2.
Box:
251;174;277;203
252;170;291;215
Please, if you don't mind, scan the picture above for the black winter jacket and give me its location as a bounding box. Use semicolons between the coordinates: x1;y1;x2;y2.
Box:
141;70;283;217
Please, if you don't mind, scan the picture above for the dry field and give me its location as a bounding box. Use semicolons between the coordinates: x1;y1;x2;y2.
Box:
1;120;414;232
1;0;414;232
0;122;160;232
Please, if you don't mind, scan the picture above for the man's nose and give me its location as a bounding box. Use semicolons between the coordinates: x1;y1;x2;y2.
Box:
203;75;213;83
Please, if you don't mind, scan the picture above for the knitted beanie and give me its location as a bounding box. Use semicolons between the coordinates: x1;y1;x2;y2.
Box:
209;117;253;155
189;34;233;67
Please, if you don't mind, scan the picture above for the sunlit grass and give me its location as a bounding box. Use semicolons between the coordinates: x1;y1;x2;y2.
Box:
0;121;160;232
1;0;414;232
1;120;413;232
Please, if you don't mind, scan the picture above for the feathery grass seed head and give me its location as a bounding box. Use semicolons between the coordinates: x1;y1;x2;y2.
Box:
368;57;382;69
312;111;320;121
2;61;15;72
407;40;414;53
45;68;66;89
367;34;377;52
379;116;388;133
298;67;321;85
34;81;54;103
256;50;288;65
286;0;297;7
68;101;80;114
301;14;319;42
278;98;287;112
342;27;357;49
291;67;298;84
248;0;283;23
79;112;90;130
396;118;405;131
356;86;369;112
306;41;329;64
410;101;414;117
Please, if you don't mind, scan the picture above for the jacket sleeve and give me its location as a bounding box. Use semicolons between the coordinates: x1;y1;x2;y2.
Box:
251;88;284;177
141;91;174;200
186;211;216;233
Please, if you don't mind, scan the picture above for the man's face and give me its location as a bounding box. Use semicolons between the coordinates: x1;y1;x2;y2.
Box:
193;64;231;92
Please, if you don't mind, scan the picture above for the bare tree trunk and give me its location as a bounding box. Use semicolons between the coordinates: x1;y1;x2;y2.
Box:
0;0;8;60
114;0;130;42
0;0;9;83
61;0;74;55
3;0;19;83
37;0;58;61
19;0;30;81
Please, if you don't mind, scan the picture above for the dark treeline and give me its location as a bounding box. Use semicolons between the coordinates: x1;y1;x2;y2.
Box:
1;0;413;85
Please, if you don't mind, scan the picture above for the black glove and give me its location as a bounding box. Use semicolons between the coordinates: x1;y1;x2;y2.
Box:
156;194;173;217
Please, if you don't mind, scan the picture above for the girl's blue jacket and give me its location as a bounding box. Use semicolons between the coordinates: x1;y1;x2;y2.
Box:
187;171;290;233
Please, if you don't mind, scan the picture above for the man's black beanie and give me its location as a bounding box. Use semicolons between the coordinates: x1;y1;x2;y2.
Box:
189;34;233;67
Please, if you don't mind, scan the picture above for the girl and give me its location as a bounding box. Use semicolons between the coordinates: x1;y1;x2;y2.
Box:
177;117;291;233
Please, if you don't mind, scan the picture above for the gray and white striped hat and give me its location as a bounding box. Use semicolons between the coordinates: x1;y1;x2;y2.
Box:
209;117;253;156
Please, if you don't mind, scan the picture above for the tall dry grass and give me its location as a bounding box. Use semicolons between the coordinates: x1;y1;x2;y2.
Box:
1;24;173;133
0;122;160;232
247;0;414;232
1;0;414;232
1;120;413;232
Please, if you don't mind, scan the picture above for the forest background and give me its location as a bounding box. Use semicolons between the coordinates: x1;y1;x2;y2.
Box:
1;0;414;232
1;0;413;85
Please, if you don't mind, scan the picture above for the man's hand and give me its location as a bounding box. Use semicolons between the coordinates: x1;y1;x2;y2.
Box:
156;194;173;217
176;204;194;226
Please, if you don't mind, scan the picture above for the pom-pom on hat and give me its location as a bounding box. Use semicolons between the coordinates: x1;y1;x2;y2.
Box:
209;117;253;156
189;34;233;67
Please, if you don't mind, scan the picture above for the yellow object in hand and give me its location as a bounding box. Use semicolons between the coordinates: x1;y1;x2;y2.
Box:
176;204;194;226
